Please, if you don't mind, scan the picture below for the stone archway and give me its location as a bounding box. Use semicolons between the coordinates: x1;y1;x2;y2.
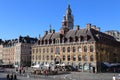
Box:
54;56;61;64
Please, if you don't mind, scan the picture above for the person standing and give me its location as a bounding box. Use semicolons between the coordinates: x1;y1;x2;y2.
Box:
23;69;25;76
6;74;9;80
113;75;116;80
46;70;48;76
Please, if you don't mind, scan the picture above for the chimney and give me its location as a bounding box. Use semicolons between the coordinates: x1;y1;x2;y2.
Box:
76;25;80;30
44;31;48;35
91;25;96;30
86;23;91;29
52;30;55;33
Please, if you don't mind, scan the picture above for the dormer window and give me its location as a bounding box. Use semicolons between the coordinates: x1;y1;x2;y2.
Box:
49;39;52;44
45;40;47;44
68;37;73;43
81;36;84;42
55;39;59;44
52;39;55;44
75;36;78;42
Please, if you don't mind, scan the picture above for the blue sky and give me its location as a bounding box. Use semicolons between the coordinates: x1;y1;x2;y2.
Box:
0;0;120;40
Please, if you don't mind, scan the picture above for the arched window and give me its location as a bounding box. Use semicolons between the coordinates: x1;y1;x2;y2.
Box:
84;55;88;61
56;47;60;54
90;45;94;52
47;48;49;53
63;55;66;61
81;36;84;42
43;55;45;60
55;39;59;44
39;48;41;53
78;55;81;61
32;49;35;54
67;47;70;52
51;48;53;53
43;48;45;53
84;46;87;52
36;56;37;60
73;55;76;61
51;55;53;60
90;55;94;61
36;49;38;53
32;55;34;60
67;55;70;61
73;47;76;52
46;55;49;60
62;47;66;52
39;55;41;60
78;46;82;52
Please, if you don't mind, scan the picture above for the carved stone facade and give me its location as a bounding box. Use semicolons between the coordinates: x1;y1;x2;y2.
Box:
31;5;120;72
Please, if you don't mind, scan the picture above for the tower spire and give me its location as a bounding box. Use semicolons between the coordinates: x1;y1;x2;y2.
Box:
61;4;74;30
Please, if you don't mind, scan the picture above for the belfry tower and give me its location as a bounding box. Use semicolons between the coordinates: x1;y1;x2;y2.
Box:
61;4;74;30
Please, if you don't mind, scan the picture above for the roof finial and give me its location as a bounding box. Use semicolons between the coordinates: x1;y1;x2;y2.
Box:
39;34;41;39
68;0;71;8
49;24;52;33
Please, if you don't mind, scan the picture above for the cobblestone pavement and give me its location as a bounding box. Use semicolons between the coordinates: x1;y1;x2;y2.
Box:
0;68;119;80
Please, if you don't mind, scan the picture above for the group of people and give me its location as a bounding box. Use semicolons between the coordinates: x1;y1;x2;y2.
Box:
6;73;17;80
16;67;25;75
44;69;48;77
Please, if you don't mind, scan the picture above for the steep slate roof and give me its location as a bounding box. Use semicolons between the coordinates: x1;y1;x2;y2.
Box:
65;28;96;42
89;28;120;47
65;30;77;38
43;33;53;40
51;32;61;39
39;27;120;47
76;29;87;37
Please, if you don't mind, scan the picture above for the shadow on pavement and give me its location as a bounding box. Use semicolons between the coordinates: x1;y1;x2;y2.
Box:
0;77;7;80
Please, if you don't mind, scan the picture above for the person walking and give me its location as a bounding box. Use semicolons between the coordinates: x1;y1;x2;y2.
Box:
13;74;17;80
19;69;21;75
46;70;48;76
113;75;116;80
44;70;46;77
6;74;9;80
23;69;25;76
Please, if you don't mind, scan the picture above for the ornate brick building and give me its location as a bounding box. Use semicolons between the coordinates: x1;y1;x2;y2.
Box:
32;5;120;72
2;36;37;67
105;30;120;42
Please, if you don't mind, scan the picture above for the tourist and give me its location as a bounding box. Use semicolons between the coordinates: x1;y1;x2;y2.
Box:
113;75;116;80
23;69;25;75
19;69;21;75
46;70;48;76
10;74;13;80
6;74;9;80
13;74;17;80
